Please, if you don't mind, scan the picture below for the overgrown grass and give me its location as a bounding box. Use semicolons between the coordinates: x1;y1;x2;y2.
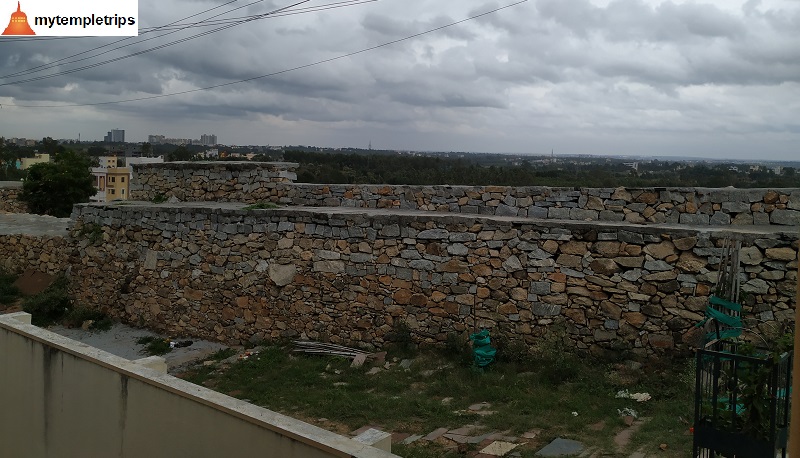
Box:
137;336;173;356
78;223;103;245
211;347;237;361
151;193;168;204
183;343;695;456
63;306;114;331
21;275;72;326
0;269;20;305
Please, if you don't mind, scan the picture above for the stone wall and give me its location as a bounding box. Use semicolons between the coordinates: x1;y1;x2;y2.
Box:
127;163;800;227
0;182;28;214
130;161;298;202
0;234;70;275
282;184;800;226
67;203;798;358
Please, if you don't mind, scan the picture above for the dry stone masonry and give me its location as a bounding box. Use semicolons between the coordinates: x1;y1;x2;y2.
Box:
130;161;298;202
0;182;28;214
2;162;797;359
67;203;798;358
0;234;70;274
130;163;800;227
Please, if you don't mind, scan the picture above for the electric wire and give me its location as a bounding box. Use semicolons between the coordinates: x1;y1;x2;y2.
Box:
137;0;375;33
0;0;315;84
0;1;372;83
7;0;528;108
0;0;241;78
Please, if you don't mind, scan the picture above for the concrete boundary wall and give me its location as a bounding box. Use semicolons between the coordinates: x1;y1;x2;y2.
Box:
0;312;396;458
128;162;800;227
68;203;798;358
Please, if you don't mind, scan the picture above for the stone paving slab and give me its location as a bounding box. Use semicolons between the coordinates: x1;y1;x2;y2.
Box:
400;434;423;445
448;425;480;436
480;440;519;456
443;433;470;444
536;438;585;457
422;427;449;441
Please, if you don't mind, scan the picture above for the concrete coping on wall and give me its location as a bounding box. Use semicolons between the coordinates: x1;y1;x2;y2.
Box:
0;213;71;236
0;181;23;189
130;161;299;171
78;201;799;240
0;312;398;458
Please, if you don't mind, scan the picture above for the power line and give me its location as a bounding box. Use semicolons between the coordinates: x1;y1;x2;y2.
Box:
7;1;528;109
0;0;240;47
0;0;314;85
0;0;242;76
137;0;375;33
0;1;373;84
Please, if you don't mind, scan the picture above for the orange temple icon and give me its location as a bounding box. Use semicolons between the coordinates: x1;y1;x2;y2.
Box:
3;2;36;35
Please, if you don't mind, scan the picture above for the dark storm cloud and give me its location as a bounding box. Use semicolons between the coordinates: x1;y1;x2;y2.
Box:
0;0;798;159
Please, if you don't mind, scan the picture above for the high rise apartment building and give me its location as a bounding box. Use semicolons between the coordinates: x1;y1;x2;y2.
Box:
201;134;218;146
104;129;125;143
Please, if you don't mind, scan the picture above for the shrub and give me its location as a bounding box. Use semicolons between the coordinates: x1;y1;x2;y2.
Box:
21;276;72;326
0;270;20;305
63;306;113;331
386;320;415;355
137;336;172;356
151;193;167;203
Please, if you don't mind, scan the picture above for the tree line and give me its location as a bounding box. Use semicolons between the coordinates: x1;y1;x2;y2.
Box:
283;150;800;188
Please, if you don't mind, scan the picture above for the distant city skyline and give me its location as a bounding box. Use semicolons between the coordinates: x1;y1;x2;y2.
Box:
1;0;798;160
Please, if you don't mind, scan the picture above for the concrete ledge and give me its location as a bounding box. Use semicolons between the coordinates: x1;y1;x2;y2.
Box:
0;313;397;458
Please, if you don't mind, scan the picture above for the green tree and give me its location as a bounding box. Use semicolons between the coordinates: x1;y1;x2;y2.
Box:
0;139;25;181
40;137;65;157
141;142;152;158
20;151;95;217
86;145;107;156
168;145;194;161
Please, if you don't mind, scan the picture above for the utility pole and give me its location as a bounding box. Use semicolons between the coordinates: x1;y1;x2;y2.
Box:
791;237;799;458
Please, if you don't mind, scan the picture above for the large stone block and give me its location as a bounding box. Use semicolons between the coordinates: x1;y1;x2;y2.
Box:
268;263;297;286
770;209;800;225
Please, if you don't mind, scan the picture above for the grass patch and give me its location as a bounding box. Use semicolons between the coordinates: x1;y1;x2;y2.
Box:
21;275;72;326
151;193;168;204
242;202;280;210
63;306;114;331
0;269;20;305
182;344;695;457
137;336;173;356
211;347;237;361
78;223;103;245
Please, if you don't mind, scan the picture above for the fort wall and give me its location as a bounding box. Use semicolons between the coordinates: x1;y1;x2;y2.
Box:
66;202;798;358
130;162;800;227
2;162;797;358
0;181;28;213
0;233;70;274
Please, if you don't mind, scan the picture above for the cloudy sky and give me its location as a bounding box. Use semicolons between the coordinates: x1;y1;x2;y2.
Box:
1;0;798;160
